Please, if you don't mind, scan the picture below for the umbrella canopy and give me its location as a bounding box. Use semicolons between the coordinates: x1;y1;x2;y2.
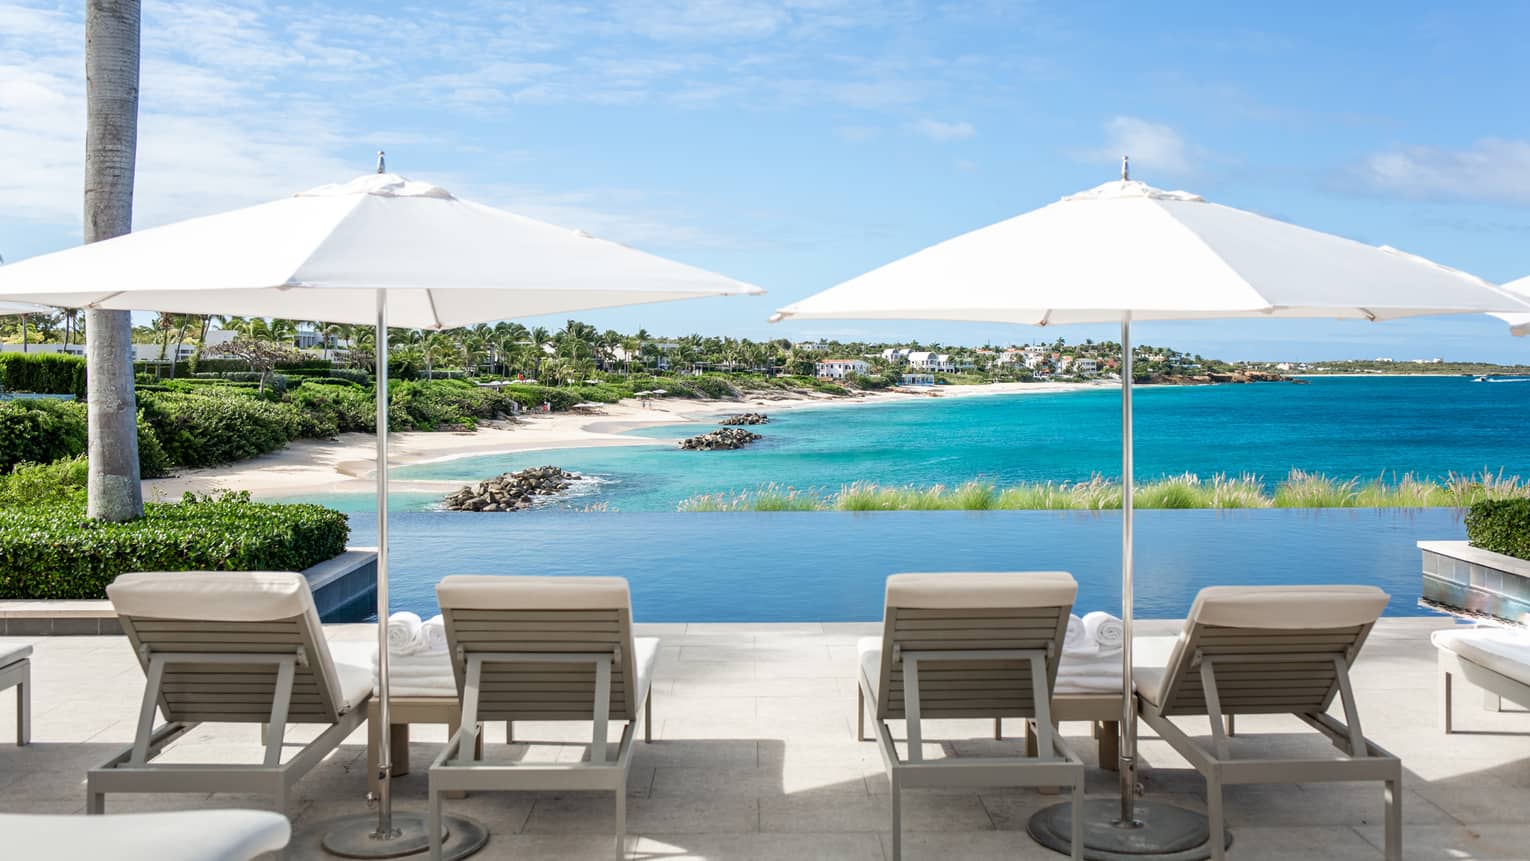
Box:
1494;275;1530;336
770;173;1523;858
0;170;760;860
0;300;54;315
0;173;761;324
772;180;1530;324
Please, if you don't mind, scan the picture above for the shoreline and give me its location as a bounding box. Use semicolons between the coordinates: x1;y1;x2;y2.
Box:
144;381;1110;502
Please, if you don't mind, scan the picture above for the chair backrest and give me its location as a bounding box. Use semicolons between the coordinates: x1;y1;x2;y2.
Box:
435;575;640;721
873;571;1077;721
107;571;348;724
1152;585;1389;718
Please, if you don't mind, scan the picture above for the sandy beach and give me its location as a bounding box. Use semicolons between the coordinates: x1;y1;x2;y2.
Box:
142;380;1110;503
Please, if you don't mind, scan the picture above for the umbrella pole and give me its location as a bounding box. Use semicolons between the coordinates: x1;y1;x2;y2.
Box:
373;292;397;839
320;294;488;860
1118;314;1137;822
1026;315;1218;858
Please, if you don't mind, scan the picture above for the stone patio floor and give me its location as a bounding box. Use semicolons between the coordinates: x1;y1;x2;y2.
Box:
1;617;1528;860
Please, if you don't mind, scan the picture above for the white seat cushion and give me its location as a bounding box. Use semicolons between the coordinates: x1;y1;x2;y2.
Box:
0;810;290;861
0;641;32;667
884;571;1076;610
333;655;377;711
857;636;882;705
634;637;660;708
1188;585;1388;630
1433;627;1530;687
437;575;630;610
108;571;316;622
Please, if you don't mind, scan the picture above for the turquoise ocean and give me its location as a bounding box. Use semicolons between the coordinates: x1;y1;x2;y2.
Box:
304;376;1530;621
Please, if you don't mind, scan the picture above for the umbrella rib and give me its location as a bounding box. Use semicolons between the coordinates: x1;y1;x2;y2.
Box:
425;290;444;330
87;290;125;308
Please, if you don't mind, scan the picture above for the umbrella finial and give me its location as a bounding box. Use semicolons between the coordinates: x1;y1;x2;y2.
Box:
1121;154;1129;181
376;150;386;174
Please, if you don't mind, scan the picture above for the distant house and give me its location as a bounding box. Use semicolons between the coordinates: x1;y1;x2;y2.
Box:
816;358;870;379
1074;358;1099;375
880;347;913;363
901;373;935;386
908;351;956;373
794;341;830;352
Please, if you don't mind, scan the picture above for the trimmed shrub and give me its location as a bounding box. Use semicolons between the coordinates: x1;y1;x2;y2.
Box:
0;494;350;599
139;390;303;466
286;382;375;437
328;368;372;384
1466;498;1530;561
0;456;87;507
0;399;88;471
0;353;87;397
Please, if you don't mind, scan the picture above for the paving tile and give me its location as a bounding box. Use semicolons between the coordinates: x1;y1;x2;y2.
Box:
760;791;992;833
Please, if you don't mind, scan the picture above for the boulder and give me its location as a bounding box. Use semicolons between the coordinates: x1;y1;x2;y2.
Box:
679;428;762;451
442;466;579;512
720;412;770;426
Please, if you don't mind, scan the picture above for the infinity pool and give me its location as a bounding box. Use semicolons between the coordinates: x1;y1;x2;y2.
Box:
343;507;1459;621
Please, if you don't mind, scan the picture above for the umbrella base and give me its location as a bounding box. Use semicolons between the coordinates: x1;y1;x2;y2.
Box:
1028;798;1228;860
311;812;488;860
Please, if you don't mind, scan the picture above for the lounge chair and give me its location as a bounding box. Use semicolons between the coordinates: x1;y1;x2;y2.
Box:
428;575;659;861
88;571;372;815
1134;585;1399;861
0;641;30;745
856;572;1086;861
1432;625;1530;732
4;810;290;860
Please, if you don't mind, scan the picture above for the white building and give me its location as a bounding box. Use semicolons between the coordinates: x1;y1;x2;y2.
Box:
794;341;830;352
907;351;956;373
901;373;935;386
1074;358;1099;375
880;347;913;363
816;358;870;379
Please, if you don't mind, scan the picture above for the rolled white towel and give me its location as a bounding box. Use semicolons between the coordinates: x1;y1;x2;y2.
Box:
414;614;448;655
1084;611;1124;652
386;612;423;656
1062;614;1088;655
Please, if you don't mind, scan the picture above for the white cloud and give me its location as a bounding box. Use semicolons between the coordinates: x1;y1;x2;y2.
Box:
912;118;975;142
1076;116;1194;177
1353;139;1530;204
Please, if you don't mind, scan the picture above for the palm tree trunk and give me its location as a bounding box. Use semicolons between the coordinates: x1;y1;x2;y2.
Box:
84;0;143;522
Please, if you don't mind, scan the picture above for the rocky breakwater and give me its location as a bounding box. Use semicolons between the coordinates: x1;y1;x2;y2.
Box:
679;428;762;451
719;412;770;426
442;466;578;512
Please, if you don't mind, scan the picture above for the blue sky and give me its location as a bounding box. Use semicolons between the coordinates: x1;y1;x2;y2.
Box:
4;1;1530;361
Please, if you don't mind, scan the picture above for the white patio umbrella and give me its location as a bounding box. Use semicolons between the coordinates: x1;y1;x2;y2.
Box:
1493;275;1530;336
771;162;1530;858
0;300;54;315
0;165;762;859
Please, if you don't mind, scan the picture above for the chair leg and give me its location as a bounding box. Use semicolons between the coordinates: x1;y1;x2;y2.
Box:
390;722;411;779
429;783;444;861
1070;777;1083;861
994;717;1002;740
614;787;627;861
856;686;865;741
1441;670;1453;734
1101;721;1120;772
16;661;29;746
506;720;514;744
1384;774;1402;861
86;782;105;815
1225;714;1235;737
890;773;902;861
645;692;653;744
1207;777;1225;861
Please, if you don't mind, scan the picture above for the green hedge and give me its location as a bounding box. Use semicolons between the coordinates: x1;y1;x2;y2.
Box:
286;382;375;437
1466;498;1530;561
0;353;86;397
0;400;87;471
0;494;350;599
138;391;302;466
